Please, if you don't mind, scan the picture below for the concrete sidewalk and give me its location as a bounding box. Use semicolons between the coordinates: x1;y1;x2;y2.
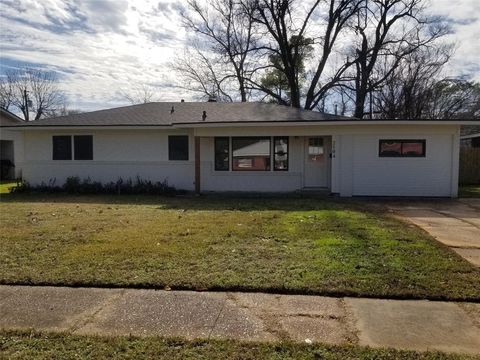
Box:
384;199;480;266
0;286;479;355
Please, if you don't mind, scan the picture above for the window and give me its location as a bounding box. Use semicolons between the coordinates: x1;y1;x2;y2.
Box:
232;137;270;171
379;140;426;157
308;137;324;162
169;135;189;161
53;135;93;160
74;136;93;160
214;137;229;171
274;137;288;171
52;136;72;160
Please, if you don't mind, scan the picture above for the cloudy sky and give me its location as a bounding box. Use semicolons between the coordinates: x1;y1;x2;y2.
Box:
0;0;479;112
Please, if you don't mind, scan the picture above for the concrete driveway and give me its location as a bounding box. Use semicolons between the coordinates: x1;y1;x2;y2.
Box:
384;199;480;266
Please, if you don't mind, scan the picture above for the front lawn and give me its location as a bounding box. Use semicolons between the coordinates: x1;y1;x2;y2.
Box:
0;331;473;360
0;181;16;194
0;194;479;300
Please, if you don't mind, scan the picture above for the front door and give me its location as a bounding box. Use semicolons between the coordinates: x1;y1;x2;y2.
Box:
304;136;330;188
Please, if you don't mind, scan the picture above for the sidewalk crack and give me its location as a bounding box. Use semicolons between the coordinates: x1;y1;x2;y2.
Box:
207;293;227;339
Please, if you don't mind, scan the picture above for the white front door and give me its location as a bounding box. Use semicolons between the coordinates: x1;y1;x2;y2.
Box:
304;136;330;188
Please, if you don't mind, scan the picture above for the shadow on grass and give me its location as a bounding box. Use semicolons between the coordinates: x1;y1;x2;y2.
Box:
0;191;461;211
0;191;354;211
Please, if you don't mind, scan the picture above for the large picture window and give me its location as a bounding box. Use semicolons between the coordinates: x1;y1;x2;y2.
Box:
379;139;426;157
74;135;93;160
232;137;271;171
169;135;189;161
52;136;72;160
214;137;229;171
274;137;288;171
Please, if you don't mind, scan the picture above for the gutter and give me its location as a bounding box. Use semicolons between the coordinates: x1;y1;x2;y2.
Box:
2;119;480;131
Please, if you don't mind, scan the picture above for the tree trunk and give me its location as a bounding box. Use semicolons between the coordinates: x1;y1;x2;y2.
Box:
238;77;247;102
354;89;367;118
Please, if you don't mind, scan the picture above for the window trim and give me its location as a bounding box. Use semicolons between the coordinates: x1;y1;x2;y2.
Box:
273;136;289;171
231;136;271;172
214;137;230;171
379;139;426;158
168;135;189;161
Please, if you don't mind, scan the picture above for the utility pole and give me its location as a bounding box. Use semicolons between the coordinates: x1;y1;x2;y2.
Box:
23;89;29;121
369;87;373;119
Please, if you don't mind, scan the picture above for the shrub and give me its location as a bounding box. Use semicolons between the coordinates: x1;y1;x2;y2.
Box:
10;176;180;196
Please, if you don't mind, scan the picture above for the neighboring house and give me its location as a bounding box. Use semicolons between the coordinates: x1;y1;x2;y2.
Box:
2;102;479;197
460;125;480;148
0;108;24;179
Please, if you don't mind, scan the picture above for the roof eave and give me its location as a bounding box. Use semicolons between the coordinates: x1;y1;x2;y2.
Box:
2;119;479;130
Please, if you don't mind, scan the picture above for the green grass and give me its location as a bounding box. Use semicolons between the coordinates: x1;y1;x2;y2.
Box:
459;185;480;198
0;181;16;194
0;193;479;300
1;331;476;360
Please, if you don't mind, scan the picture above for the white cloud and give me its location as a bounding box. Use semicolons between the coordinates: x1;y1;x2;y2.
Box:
426;0;480;80
0;0;189;111
0;0;478;111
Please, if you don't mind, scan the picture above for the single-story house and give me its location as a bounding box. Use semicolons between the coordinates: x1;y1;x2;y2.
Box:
0;108;24;179
2;102;479;197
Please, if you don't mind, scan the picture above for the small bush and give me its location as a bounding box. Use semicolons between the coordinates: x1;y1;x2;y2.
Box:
10;176;180;196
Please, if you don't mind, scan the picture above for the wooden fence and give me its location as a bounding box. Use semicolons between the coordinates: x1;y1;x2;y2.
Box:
460;147;480;185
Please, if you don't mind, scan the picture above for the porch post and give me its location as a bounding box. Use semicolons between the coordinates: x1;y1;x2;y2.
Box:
194;136;201;194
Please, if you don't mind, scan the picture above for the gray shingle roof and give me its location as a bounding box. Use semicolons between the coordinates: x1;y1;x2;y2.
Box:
461;125;480;137
5;102;353;127
0;108;25;126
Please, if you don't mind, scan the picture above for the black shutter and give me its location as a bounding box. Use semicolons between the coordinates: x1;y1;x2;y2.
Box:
52;136;72;160
169;136;189;160
74;136;93;160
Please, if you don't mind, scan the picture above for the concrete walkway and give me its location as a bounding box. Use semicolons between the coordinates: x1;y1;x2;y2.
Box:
385;199;480;266
1;286;479;355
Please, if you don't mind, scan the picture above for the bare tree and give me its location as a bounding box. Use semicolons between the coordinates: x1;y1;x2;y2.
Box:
119;84;158;105
173;46;235;102
250;0;322;108
180;0;363;108
373;45;452;118
177;0;454;115
3;68;64;121
181;0;257;102
0;77;14;110
303;0;363;110
349;0;449;118
426;79;480;119
43;99;82;118
242;0;363;109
